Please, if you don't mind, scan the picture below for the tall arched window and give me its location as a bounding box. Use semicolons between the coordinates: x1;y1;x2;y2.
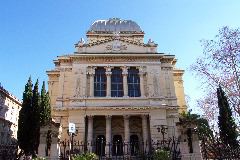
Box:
128;67;140;97
94;67;106;97
111;67;123;97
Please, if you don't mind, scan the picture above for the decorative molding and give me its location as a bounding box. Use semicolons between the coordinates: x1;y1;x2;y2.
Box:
74;78;81;97
59;68;72;72
105;40;128;52
87;66;96;75
71;56;161;63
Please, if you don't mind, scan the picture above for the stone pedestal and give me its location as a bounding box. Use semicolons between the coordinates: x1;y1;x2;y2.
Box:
38;121;61;159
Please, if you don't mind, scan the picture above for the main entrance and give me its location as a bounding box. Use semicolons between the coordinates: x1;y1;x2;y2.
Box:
112;135;123;156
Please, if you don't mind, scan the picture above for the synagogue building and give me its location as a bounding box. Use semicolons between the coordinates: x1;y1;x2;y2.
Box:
46;18;196;158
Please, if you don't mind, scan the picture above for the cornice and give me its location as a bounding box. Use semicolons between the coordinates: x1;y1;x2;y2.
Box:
173;69;184;76
0;86;22;105
46;70;60;76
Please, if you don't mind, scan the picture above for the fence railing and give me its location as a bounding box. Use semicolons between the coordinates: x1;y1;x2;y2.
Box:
59;138;181;160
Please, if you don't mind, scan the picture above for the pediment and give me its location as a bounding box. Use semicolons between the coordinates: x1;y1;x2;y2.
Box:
77;40;156;53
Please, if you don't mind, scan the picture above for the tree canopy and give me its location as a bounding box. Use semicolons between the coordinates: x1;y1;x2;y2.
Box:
190;26;240;122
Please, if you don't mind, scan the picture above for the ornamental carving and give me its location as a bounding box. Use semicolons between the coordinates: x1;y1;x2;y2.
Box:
74;78;81;97
106;40;127;52
59;68;72;72
72;56;161;63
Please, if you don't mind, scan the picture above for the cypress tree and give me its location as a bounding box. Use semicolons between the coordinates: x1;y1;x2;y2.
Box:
18;78;51;157
32;79;41;155
40;81;51;126
17;77;33;156
217;86;238;148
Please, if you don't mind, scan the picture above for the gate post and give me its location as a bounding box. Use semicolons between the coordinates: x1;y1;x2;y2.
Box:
38;121;62;159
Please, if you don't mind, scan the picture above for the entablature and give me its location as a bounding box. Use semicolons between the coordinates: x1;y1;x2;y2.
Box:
53;96;178;109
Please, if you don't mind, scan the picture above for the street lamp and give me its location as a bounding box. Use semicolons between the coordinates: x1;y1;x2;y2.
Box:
67;123;78;158
156;125;168;142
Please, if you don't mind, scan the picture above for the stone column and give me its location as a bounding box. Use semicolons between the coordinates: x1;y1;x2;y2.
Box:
105;66;112;97
87;115;94;152
124;115;130;155
88;67;95;97
105;115;112;156
141;114;149;152
121;66;129;97
138;66;145;97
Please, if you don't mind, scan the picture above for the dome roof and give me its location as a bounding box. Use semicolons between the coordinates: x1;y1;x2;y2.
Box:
89;18;142;33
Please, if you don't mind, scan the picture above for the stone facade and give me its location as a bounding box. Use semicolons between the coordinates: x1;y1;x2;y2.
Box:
46;18;199;159
0;84;21;144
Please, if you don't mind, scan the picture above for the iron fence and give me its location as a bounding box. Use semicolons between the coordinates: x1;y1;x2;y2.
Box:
59;137;181;160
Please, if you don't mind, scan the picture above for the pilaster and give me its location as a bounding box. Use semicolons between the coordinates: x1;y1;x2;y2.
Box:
88;66;96;97
121;66;129;97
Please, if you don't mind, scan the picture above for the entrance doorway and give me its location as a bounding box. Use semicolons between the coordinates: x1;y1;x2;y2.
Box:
112;135;123;156
96;135;106;156
130;135;139;155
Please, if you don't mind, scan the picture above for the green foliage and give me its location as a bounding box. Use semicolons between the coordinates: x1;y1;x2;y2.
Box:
17;78;52;157
72;152;98;160
17;77;33;155
40;81;51;126
180;111;213;140
32;80;41;155
217;86;238;148
33;157;46;160
153;149;171;160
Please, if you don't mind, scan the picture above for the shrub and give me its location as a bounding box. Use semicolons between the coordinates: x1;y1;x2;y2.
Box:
73;152;98;160
33;157;46;160
153;149;171;160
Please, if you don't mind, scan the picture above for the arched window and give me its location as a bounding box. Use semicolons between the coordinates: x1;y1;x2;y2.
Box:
128;67;140;97
111;67;123;97
94;67;106;97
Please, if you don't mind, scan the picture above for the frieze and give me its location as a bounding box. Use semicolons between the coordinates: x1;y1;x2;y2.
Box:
59;68;72;72
160;57;175;63
71;56;161;63
161;67;173;70
53;105;170;111
58;58;72;64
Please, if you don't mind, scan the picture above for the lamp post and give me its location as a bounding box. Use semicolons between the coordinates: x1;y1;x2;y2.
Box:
68;123;78;158
156;125;168;143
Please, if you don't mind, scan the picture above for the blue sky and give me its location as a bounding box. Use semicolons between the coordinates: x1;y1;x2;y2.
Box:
1;0;240;112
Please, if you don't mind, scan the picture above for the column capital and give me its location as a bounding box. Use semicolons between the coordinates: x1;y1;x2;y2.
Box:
123;115;130;120
106;71;112;76
105;115;112;119
141;114;148;119
87;66;96;75
104;65;113;72
88;115;94;120
121;66;129;75
137;66;146;75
